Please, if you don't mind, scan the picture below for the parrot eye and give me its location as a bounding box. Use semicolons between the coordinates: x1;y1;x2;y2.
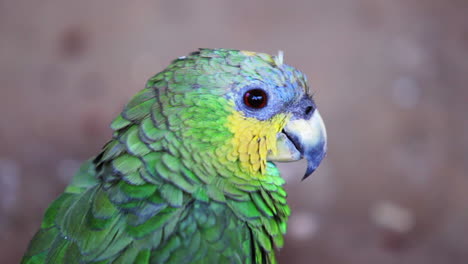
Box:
243;89;268;109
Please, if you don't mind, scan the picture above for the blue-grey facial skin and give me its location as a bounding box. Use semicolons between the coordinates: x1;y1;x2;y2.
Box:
234;83;293;121
231;64;310;121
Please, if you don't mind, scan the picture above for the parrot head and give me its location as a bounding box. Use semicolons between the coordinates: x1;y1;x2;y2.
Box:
145;48;327;180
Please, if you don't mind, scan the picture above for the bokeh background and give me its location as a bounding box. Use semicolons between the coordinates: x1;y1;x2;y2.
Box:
1;0;467;263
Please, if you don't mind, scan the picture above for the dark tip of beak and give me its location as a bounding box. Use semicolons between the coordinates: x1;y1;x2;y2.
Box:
302;149;326;181
302;165;316;181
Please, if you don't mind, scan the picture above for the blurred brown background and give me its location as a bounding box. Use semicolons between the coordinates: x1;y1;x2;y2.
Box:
1;0;467;263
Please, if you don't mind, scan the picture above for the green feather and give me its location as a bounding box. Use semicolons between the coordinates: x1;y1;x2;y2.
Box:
21;49;314;264
251;192;274;217
160;183;183;207
125;127;151;157
110;114;131;131
122;98;155;122
228;199;262;220
23;228;59;257
112;154;142;175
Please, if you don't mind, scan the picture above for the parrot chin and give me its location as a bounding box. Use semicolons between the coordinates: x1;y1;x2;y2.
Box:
267;110;327;180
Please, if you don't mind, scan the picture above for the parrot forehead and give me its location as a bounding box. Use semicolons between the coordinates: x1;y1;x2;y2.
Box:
223;48;305;89
175;48;309;96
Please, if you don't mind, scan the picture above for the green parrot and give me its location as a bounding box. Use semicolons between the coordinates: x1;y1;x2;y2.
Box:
21;48;327;264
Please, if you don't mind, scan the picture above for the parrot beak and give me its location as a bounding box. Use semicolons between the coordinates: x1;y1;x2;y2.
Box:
268;106;327;180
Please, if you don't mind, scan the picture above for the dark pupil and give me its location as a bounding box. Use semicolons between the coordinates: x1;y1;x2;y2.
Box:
244;89;267;108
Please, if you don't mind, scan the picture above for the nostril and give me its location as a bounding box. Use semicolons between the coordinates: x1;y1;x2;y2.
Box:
305;106;314;116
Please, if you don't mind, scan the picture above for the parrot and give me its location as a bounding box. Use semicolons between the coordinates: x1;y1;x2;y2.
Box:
21;48;327;264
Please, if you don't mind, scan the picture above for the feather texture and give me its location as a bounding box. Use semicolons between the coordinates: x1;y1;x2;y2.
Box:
19;49;316;264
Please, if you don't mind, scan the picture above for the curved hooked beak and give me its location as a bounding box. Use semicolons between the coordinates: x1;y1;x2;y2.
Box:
268;106;327;180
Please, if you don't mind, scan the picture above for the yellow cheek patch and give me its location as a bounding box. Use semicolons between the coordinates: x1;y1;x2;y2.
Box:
226;110;290;177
